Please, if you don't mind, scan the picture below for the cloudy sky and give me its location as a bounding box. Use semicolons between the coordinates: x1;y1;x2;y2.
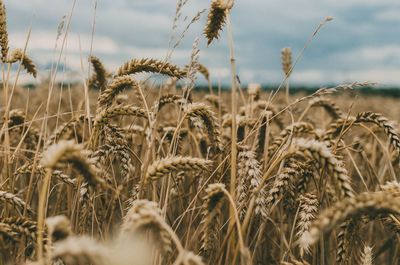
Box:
5;0;400;86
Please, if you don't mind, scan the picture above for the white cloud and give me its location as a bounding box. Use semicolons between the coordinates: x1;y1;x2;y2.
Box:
374;9;400;22
323;0;400;7
9;30;120;55
5;0;400;86
356;45;400;61
291;70;327;84
291;68;400;85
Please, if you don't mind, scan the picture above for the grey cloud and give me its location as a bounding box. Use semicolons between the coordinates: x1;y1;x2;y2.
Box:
4;0;400;85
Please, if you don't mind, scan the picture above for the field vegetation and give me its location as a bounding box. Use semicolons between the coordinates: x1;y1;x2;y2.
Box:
1;0;400;264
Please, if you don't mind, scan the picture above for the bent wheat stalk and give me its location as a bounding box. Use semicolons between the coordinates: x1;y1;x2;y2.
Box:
299;191;400;249
116;58;187;78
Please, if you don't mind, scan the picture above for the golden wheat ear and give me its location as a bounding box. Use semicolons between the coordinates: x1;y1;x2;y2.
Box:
204;0;233;45
0;0;9;61
116;58;187;78
88;55;107;90
299;191;400;249
41;140;105;188
281;47;292;77
8;49;38;78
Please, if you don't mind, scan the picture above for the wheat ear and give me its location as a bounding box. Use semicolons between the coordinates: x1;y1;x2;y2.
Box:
51;236;110;265
145;156;212;183
0;190;30;211
1;216;37;241
291;138;354;199
308;97;344;120
299;191;400;248
281;47;292;77
116;58;186;78
204;0;233;45
205;94;228;114
185;103;222;151
8;48;37;77
97;75;140;110
120;199;173;253
268;122;315;155
200;183;225;257
237;148;266;220
41;140;104;187
154;94;184;113
296;193;318;257
94;104;150;130
360;246;373;265
46;215;72;243
88;55;107;90
0;0;8;61
324;112;400;154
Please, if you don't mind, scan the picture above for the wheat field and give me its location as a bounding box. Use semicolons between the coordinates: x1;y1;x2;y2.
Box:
1;0;400;265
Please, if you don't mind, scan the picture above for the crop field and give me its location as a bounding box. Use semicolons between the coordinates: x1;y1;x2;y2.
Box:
1;0;400;265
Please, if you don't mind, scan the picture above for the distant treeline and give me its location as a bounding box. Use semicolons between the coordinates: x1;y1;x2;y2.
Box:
193;85;400;97
17;82;400;97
